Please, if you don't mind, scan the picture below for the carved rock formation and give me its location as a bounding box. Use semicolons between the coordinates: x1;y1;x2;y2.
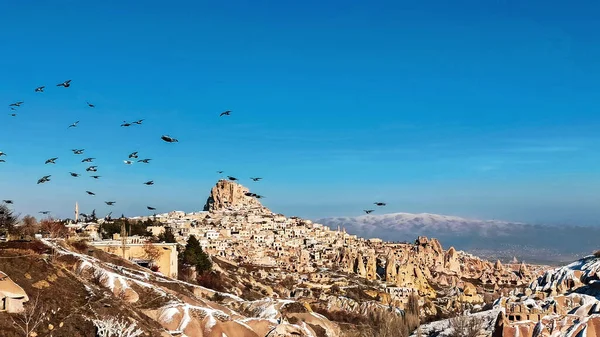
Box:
203;179;264;212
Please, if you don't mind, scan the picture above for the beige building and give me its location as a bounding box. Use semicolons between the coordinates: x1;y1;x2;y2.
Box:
90;235;178;279
0;271;28;313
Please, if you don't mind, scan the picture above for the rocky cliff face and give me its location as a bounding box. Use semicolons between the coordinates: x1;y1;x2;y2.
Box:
203;179;265;212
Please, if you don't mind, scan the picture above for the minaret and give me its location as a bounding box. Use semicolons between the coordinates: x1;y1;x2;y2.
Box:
75;202;79;222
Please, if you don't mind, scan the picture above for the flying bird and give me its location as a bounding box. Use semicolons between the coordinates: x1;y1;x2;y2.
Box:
244;192;257;197
57;80;72;87
86;102;95;108
105;201;116;206
0;160;5;163
35;86;45;93
364;210;374;214
86;191;95;196
10;107;15;111
250;177;262;182
374;202;386;206
217;171;224;174
37;175;51;184
39;211;50;215
69;172;80;177
132;119;144;125
161;135;178;143
219;110;231;117
128;152;138;159
143;180;154;185
8;113;16;117
81;157;95;163
85;166;98;172
254;194;265;199
121;121;132;127
90;175;101;179
9;101;24;107
124;160;133;165
0;152;6;156
147;206;156;211
45;157;58;164
72;149;85;155
227;176;238;181
3;200;13;204
137;159;151;163
68;121;80;128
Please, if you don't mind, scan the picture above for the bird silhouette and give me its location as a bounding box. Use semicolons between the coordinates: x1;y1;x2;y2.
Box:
90;175;101;179
3;200;13;204
37;175;51;184
69;172;80;177
86;191;95;196
45;157;58;164
72;149;85;155
0;160;5;163
57;80;71;87
9;107;16;111
81;157;95;163
128;152;138;159
132;119;144;125
364;210;374;214
121;121;132;127
85;166;98;172
250;177;262;181
86;102;95;108
161;135;178;143
8;113;16;117
68;121;80;128
0;152;6;156
254;194;265;199
137;159;151;163
124;160;133;165
35;86;45;92
374;202;386;206
105;201;116;206
147;206;156;211
217;171;224;174
220;110;231;117
39;211;50;215
244;192;257;197
143;180;154;185
9;101;24;107
227;176;238;181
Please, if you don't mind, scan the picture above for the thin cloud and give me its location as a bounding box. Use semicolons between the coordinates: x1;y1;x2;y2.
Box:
505;146;580;153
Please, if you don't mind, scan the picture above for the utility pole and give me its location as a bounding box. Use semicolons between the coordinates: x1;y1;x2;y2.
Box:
75;202;79;223
120;219;127;259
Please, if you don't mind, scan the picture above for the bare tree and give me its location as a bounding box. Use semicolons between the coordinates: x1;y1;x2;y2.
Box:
10;292;46;337
15;215;39;238
87;315;144;337
142;240;161;265
448;315;484;337
40;218;69;238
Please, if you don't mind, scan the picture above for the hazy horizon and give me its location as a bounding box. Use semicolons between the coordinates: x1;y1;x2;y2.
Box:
3;1;600;226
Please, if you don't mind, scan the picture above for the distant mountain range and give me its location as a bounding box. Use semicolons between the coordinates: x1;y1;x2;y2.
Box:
316;212;600;264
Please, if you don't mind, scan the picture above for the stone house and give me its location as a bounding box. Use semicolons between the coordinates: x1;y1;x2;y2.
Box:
0;271;28;313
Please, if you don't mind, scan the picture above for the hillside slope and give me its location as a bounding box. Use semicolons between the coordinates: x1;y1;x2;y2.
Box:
0;240;338;337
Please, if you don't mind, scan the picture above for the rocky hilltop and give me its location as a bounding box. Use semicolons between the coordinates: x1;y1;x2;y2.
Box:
187;180;541;318
203;179;266;212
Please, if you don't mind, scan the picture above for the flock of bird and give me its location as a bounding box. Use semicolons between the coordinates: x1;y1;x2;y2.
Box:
3;79;387;220
2;79;273;220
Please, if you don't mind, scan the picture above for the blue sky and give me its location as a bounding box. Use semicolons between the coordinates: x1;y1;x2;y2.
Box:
1;0;600;225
